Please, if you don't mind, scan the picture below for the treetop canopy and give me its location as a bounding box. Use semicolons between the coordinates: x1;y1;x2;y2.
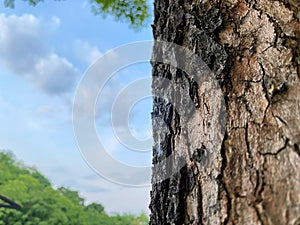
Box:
3;0;150;28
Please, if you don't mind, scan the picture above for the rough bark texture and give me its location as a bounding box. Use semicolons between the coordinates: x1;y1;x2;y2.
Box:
150;0;300;224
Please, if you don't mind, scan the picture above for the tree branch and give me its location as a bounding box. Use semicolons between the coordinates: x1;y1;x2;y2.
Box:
0;195;21;210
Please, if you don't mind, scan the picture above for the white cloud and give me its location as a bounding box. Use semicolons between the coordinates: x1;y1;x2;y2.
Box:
36;105;59;117
35;103;69;120
43;160;150;214
50;16;61;27
81;185;151;214
34;54;78;94
0;14;47;74
0;13;79;95
73;75;128;124
74;40;102;64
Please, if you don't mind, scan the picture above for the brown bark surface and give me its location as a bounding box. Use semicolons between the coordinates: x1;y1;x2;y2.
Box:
150;0;300;224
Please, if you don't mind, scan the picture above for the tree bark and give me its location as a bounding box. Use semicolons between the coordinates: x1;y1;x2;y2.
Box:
150;0;300;224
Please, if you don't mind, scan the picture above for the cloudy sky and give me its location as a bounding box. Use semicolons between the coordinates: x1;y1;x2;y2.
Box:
0;1;153;214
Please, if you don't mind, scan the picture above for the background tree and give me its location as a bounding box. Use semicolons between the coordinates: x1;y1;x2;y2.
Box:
85;202;105;214
58;187;85;206
150;0;300;224
0;151;149;225
3;0;150;28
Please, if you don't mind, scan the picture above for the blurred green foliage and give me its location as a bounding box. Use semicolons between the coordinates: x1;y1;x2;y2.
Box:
0;150;149;225
3;0;150;28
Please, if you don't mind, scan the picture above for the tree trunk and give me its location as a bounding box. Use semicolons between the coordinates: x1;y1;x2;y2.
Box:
149;0;300;224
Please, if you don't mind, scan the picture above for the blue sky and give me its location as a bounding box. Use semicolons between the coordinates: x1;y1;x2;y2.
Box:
0;1;153;214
